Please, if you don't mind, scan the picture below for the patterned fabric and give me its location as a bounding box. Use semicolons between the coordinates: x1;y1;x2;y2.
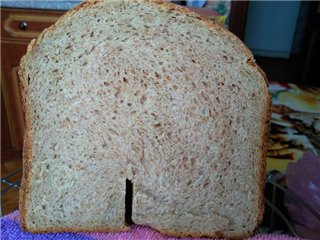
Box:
267;82;320;173
1;211;303;240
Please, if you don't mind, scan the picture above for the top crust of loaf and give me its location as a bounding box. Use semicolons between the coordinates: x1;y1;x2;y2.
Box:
18;0;271;238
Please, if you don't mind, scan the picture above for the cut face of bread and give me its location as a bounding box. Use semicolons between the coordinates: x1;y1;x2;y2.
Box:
19;0;271;238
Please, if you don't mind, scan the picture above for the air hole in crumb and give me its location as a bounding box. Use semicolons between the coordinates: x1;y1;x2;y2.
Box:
134;90;140;96
140;95;146;104
123;77;128;83
127;103;132;106
202;81;208;87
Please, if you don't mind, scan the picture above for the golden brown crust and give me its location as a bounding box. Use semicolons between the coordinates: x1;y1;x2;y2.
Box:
241;60;271;238
247;58;269;86
257;87;272;228
18;41;36;231
18;0;271;237
146;226;258;239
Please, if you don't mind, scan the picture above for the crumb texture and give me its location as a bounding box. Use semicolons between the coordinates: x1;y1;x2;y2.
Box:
20;0;269;237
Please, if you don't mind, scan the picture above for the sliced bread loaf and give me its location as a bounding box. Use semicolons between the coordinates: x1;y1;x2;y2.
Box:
19;0;271;238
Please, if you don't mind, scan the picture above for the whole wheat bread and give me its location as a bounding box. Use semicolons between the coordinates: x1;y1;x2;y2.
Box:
19;0;271;238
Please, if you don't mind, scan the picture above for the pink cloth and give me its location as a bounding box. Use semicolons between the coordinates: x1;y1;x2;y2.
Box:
1;211;303;240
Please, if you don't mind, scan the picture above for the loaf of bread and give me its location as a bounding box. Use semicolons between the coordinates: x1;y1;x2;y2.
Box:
19;0;271;238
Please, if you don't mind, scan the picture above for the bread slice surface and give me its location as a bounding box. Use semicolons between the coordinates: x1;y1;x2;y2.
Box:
19;0;271;237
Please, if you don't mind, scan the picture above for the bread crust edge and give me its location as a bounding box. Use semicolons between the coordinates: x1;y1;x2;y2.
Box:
18;39;36;232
